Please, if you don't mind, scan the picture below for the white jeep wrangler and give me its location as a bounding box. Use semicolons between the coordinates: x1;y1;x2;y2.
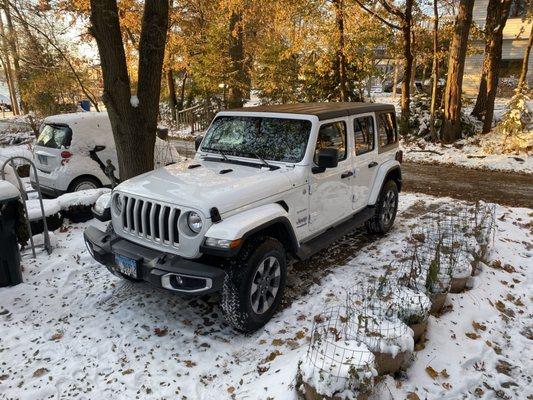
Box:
84;103;402;332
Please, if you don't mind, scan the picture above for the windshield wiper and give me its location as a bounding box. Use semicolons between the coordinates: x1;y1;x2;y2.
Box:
253;152;272;169
202;146;229;161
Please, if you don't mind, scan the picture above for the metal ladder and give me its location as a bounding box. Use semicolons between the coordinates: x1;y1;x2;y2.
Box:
0;156;52;257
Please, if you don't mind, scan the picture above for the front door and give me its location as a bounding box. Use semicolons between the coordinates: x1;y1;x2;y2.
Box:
309;120;354;232
352;114;378;211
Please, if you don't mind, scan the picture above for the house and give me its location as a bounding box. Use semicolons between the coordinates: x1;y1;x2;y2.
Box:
463;0;532;97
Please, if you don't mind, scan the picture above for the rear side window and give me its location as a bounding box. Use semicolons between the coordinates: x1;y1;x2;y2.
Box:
353;116;375;155
315;121;347;162
37;124;72;149
377;113;397;147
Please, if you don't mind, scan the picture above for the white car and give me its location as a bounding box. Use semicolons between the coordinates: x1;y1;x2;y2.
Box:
84;103;402;332
30;112;180;197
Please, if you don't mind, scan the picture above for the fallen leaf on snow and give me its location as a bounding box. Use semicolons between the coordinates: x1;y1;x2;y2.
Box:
33;368;49;378
425;366;439;379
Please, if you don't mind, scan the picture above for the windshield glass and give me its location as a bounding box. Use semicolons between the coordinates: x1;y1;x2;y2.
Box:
201;116;312;163
37;124;72;149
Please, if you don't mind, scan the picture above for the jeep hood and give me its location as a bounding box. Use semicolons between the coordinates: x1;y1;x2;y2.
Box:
115;159;295;216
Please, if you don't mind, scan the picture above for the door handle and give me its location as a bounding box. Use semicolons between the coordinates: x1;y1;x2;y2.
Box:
341;171;353;179
368;161;378;168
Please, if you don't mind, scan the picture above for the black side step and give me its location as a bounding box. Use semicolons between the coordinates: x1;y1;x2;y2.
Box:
295;206;375;261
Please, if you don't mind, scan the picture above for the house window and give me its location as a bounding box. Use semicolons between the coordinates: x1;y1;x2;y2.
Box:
353;116;375;155
509;0;527;18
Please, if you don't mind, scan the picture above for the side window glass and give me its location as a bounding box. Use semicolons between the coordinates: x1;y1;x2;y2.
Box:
353;116;375;155
378;113;397;147
315;121;347;162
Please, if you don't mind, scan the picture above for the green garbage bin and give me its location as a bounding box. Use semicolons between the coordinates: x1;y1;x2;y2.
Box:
0;181;22;286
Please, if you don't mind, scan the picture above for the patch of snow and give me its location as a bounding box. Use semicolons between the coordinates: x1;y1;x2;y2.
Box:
25;188;110;220
402;138;533;174
130;95;139;108
0;180;20;200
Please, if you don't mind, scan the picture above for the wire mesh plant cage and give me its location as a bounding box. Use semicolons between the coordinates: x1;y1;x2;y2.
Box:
300;305;376;397
345;282;413;375
409;217;466;295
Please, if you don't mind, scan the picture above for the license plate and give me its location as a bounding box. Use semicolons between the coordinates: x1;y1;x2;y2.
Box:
37;155;48;165
114;254;139;278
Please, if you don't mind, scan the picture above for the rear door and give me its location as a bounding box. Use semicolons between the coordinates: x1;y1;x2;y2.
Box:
33;124;73;173
352;114;378;211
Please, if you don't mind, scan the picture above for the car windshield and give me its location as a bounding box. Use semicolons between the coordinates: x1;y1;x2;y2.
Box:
201;116;312;163
37;124;72;149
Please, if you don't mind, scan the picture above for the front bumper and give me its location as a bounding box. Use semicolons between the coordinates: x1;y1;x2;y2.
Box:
83;226;225;294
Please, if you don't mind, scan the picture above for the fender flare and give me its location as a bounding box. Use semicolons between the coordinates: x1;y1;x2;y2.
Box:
201;203;299;256
368;160;402;205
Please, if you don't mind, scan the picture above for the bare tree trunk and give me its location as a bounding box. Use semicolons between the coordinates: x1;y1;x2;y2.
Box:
399;3;413;136
3;1;23;113
179;70;187;111
429;0;439;141
333;0;348;102
482;0;512;133
518;25;533;90
472;0;512;123
440;0;474;144
392;59;399;99
228;11;248;109
166;68;177;121
90;0;169;180
0;10;18;114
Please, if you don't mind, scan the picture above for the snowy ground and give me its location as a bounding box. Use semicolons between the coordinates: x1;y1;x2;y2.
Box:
0;193;531;400
401;138;533;174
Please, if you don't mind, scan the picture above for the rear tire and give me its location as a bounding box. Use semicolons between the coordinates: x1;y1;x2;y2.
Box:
366;180;398;234
68;176;101;192
220;237;287;333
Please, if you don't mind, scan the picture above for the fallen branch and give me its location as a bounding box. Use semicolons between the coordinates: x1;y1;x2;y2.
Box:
407;149;444;156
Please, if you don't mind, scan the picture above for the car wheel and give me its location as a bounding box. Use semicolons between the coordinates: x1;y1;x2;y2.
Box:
366;180;398;234
220;237;287;333
68;176;102;192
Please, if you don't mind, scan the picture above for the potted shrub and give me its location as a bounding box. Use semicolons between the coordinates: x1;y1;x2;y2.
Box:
391;285;431;342
297;306;375;400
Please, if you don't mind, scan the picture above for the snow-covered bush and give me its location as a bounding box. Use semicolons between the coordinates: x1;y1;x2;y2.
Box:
481;88;532;155
407;93;479;139
299;306;376;399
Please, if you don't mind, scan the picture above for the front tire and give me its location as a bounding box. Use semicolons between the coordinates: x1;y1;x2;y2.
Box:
68;176;102;192
220;237;287;333
366;180;398;234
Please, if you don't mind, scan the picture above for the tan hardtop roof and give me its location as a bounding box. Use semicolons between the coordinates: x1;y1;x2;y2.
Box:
228;102;395;121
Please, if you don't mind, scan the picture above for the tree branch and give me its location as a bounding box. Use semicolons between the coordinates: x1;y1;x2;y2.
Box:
352;0;401;30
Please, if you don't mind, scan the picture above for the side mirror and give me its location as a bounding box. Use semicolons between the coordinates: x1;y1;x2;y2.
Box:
194;135;204;151
313;148;338;173
93;145;106;152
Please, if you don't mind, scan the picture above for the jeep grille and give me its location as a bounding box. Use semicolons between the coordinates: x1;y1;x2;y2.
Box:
120;195;180;246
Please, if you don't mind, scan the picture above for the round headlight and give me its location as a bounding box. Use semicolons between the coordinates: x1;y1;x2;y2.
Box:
187;211;203;233
112;193;123;214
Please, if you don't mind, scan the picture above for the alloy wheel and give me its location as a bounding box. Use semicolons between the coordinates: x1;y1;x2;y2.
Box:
250;256;281;315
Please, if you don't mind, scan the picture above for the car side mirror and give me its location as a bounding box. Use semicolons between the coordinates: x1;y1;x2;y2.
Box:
194;135;204;151
93;145;106;152
313;148;339;173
